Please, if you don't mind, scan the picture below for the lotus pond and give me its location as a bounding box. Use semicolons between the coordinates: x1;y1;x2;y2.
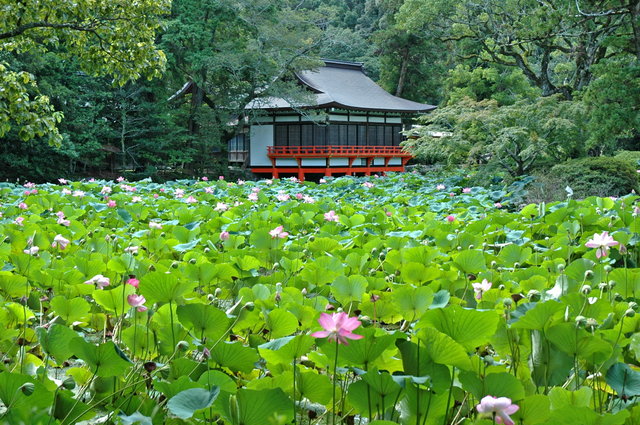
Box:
0;173;639;425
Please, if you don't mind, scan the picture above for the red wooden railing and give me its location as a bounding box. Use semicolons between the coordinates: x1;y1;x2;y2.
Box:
267;145;412;158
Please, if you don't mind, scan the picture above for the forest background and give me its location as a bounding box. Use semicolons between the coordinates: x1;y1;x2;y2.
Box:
0;0;638;199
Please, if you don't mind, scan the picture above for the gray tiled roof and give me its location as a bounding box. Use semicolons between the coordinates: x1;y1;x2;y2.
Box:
250;60;436;113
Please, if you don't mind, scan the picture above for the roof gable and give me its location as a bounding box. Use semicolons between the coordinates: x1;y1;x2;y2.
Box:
250;60;436;114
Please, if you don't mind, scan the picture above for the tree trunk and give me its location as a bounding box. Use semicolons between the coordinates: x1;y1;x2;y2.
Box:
395;49;409;97
120;106;127;170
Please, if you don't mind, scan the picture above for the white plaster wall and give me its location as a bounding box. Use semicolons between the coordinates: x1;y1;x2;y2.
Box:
250;125;274;167
302;159;327;166
329;158;349;166
275;159;298;166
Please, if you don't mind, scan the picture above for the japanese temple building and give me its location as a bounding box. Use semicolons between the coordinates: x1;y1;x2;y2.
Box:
237;59;436;180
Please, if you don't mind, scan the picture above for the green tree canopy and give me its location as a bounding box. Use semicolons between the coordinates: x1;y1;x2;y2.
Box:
0;0;170;145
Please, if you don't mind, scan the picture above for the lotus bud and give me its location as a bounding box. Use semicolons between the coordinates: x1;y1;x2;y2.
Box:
160;232;166;237
598;282;608;292
171;261;179;269
371;248;378;254
604;265;613;273
275;282;282;292
214;288;222;297
585;318;598;330
584;270;593;278
514;262;520;269
274;292;281;303
490;261;497;268
309;235;315;242
527;290;541;302
557;264;565;272
608;280;616;289
176;341;189;351
370;293;380;302
629;301;638;311
468;244;474;250
581;285;592;295
457;246;462;251
625;309;636;318
20;383;35;396
482;242;488;249
189;258;196;264
575;315;587;326
62;377;76;390
272;262;279;269
614;293;623;302
325;304;335;311
379;252;386;260
207;294;215;302
503;298;513;308
56;255;62;260
243;302;254;311
301;288;308;296
499;284;506;290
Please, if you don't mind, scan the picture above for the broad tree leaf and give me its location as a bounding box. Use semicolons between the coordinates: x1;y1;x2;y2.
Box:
167;387;220;420
418;305;499;351
69;338;132;377
606;363;640;397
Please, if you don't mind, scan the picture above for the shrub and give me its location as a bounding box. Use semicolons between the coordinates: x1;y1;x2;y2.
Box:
614;150;640;168
548;156;638;198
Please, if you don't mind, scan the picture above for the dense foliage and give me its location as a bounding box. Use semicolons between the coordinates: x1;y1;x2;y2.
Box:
1;174;640;424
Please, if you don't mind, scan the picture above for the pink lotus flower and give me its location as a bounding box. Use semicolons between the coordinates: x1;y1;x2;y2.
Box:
219;176;225;180
174;189;184;198
116;176;125;182
319;178;327;184
51;234;70;250
126;278;140;288
476;396;519;425
127;294;148;312
124;246;139;254
24;182;35;188
107;199;117;208
295;193;304;200
14;217;24;226
56;211;70;226
62;188;72;195
153;193;159;199
204;187;213;194
265;179;273;185
446;215;455;222
73;190;85;198
462;187;471;193
324;210;340;222
585;231;619;259
24;246;39;255
311;312;364;345
101;186;112;195
201;176;208;181
472;279;492;300
214;202;229;212
84;274;110;289
436;184;445;190
220;231;230;241
495;202;503;208
131;196;142;203
269;226;289;239
362;182;374;188
248;192;258;202
58;178;68;185
276;192;290;202
185;195;197;204
237;179;245;185
303;195;315;204
149;221;162;229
